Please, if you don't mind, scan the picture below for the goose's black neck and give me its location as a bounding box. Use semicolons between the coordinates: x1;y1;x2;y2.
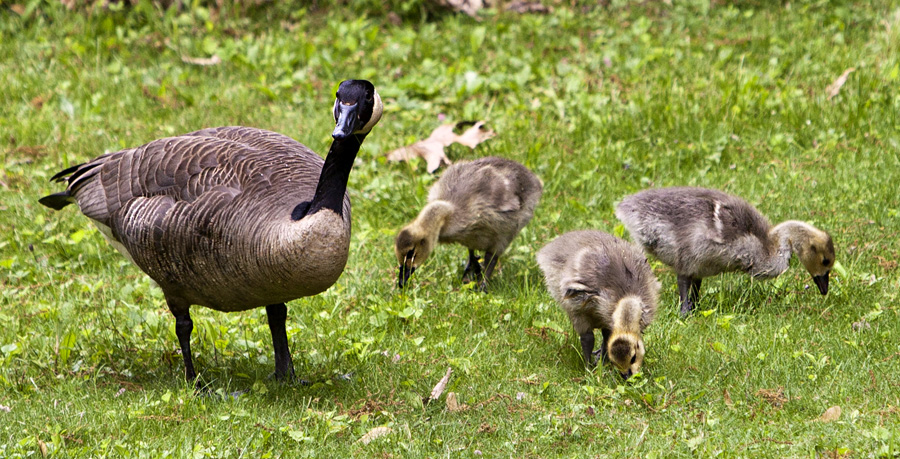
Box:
300;133;366;219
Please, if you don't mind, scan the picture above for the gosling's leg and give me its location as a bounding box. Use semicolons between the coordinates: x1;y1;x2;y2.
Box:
579;330;596;368
478;251;500;291
461;249;482;284
266;303;295;380
677;275;702;316
593;328;611;363
166;296;198;384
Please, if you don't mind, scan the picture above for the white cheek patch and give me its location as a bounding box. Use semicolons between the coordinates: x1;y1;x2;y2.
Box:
357;90;383;134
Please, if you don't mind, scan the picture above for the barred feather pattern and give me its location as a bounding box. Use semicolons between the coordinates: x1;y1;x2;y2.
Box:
52;126;351;311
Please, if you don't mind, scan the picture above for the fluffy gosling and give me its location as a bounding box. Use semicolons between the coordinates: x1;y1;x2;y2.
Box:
537;230;659;379
396;156;542;290
615;186;836;315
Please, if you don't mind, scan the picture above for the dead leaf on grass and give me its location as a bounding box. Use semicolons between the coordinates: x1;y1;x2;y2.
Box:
10;4;25;15
819;405;842;422
386;121;495;173
357;426;392;445
438;0;485;17
505;1;552;14
723;389;734;407
755;387;787;407
446;392;469;412
477;422;496;433
30;95;48;110
826;68;855;100
181;55;221;66
424;367;452;405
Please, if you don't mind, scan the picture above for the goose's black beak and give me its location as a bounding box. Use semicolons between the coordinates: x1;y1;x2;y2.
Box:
398;265;416;289
812;272;829;295
333;102;359;140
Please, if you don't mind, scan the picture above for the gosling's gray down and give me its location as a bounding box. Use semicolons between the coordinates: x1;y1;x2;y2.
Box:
615;186;835;316
38;80;383;383
537;230;659;379
396;156;542;290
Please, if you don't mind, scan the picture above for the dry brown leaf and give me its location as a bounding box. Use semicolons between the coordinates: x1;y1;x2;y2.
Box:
439;0;485;17
755;387;787;407
505;1;552;13
10;4;25;15
723;389;734;407
446;392;469;412
826;67;855;100
819;405;842;422
181;55;222;66
39;439;47;458
453;121;496;148
426;367;452;404
386;121;495;173
357;426;392;445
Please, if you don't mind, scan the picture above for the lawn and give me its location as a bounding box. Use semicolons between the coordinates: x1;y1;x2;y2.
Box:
1;0;899;456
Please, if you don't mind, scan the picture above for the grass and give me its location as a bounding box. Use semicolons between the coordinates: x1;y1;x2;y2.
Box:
2;0;899;456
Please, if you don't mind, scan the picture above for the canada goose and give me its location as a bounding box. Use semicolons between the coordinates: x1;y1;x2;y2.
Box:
395;156;542;290
615;186;835;316
38;79;383;383
536;230;659;379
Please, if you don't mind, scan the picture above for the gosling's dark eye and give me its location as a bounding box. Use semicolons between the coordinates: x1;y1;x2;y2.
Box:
630;355;637;364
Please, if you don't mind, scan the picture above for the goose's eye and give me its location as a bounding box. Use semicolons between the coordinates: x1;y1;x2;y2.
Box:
630;355;637;364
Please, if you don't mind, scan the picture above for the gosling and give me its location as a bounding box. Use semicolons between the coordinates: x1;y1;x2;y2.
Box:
615;186;836;316
537;230;659;379
396;156;542;290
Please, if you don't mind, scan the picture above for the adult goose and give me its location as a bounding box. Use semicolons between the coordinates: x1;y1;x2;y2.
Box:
537;230;659;379
615;186;835;316
39;79;383;382
395;156;542;290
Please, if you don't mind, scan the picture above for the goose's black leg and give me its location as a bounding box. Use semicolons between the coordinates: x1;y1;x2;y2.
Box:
266;303;295;380
461;249;482;284
166;296;197;383
677;275;702;316
579;330;596;368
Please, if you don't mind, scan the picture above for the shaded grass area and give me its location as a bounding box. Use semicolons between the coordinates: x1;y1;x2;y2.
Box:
2;0;900;456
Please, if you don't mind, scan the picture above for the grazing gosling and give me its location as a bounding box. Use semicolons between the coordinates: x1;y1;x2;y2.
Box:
615;186;836;316
396;156;542;290
537;230;659;379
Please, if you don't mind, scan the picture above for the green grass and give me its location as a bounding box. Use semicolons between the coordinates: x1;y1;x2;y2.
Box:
2;0;900;456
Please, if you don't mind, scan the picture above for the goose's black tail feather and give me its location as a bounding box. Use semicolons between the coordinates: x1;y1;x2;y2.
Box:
39;192;73;210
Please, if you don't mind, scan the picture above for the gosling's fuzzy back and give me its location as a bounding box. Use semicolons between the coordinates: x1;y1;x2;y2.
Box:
537;230;659;333
615;187;774;278
429;156;542;253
